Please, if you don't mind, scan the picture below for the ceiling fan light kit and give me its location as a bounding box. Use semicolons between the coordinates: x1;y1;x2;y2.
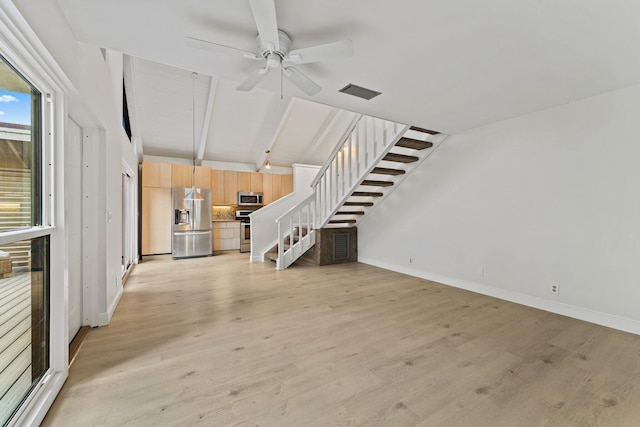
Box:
186;0;354;96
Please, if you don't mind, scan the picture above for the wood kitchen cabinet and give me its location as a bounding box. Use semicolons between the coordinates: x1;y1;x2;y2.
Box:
237;172;251;192
210;169;225;205
171;164;211;189
262;174;274;204
282;174;293;195
142;162;171;188
141;187;172;255
223;171;237;205
250;172;263;192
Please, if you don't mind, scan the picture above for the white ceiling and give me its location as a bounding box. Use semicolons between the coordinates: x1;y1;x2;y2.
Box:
55;0;640;168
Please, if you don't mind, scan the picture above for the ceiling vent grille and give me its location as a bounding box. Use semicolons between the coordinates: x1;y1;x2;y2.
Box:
339;83;381;100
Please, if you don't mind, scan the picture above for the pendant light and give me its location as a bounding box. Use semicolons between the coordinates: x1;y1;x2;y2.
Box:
184;72;204;202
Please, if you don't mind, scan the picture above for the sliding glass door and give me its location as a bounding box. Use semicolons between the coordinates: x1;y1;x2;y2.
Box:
0;54;51;426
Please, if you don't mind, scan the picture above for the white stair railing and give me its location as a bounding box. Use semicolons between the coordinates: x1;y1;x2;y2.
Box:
275;194;316;270
274;115;409;270
311;115;410;228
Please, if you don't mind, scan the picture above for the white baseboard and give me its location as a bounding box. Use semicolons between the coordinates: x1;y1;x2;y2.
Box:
250;255;263;263
359;257;640;336
97;285;124;326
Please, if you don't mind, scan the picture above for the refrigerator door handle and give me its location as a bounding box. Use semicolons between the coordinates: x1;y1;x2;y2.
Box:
173;230;211;236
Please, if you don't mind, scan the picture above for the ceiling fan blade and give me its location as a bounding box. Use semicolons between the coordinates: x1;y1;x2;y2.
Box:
185;36;261;60
286;39;354;64
249;0;280;51
236;67;271;91
283;66;321;96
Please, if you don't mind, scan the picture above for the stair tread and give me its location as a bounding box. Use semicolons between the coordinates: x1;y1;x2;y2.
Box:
329;219;357;224
344;202;374;206
336;211;365;215
410;125;439;135
361;180;394;187
383;153;419;163
371;167;405;176
352;191;383;197
395;137;434;151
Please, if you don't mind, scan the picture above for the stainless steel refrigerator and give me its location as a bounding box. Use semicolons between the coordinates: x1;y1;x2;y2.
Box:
172;188;212;259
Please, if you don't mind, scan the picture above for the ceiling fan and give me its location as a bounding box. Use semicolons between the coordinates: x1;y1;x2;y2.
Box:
185;0;354;96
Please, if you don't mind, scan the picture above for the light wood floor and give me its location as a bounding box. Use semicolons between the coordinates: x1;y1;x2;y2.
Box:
42;253;640;426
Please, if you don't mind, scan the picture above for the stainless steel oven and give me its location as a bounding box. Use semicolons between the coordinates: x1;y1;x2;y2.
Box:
236;209;255;253
240;222;251;253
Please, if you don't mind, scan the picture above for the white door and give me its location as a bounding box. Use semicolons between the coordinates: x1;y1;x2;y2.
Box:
66;118;83;343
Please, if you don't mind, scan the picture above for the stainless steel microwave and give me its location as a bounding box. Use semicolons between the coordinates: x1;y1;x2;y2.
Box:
237;191;263;206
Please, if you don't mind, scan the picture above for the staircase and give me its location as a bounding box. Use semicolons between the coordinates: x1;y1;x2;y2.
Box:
271;116;447;270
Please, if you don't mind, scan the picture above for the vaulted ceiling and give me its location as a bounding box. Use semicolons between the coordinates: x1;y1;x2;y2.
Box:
55;0;640;169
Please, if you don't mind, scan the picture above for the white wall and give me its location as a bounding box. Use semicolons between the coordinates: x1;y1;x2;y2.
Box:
359;84;640;334
13;0;138;324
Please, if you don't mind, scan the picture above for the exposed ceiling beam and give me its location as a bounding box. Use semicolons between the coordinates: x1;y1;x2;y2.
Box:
123;55;143;162
195;76;217;166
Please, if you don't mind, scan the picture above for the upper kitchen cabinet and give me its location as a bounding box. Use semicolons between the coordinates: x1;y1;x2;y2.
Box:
250;173;263;193
282;174;293;195
263;174;281;204
171;164;211;189
223;171;238;205
237;172;251;193
210;169;225;205
142;162;171;188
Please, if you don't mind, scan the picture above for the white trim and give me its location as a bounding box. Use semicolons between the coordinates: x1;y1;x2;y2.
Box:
0;1;72;425
98;284;124;326
359;257;640;336
0;226;54;245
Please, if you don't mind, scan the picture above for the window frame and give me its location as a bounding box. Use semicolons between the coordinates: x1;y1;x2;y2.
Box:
0;3;70;426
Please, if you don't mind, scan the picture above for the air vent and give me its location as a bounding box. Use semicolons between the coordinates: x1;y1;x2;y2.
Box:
339;83;381;100
332;232;350;261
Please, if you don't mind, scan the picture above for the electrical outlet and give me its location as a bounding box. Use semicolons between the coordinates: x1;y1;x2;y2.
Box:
550;284;560;295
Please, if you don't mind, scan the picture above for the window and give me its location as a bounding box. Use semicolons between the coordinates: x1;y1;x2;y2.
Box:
0;54;50;426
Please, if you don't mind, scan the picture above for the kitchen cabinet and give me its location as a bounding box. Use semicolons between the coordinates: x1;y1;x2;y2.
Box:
271;174;282;202
262;174;273;205
171;164;211;189
141;187;172;254
237;172;251;192
212;221;240;253
223;171;237;205
210;169;225;205
142;162;171;188
282;174;293;195
250;172;263;192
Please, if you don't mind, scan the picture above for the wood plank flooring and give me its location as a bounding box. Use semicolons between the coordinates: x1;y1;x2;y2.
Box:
42;253;640;426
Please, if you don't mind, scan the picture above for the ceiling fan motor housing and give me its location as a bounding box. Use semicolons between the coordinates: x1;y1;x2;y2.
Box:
258;29;292;64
